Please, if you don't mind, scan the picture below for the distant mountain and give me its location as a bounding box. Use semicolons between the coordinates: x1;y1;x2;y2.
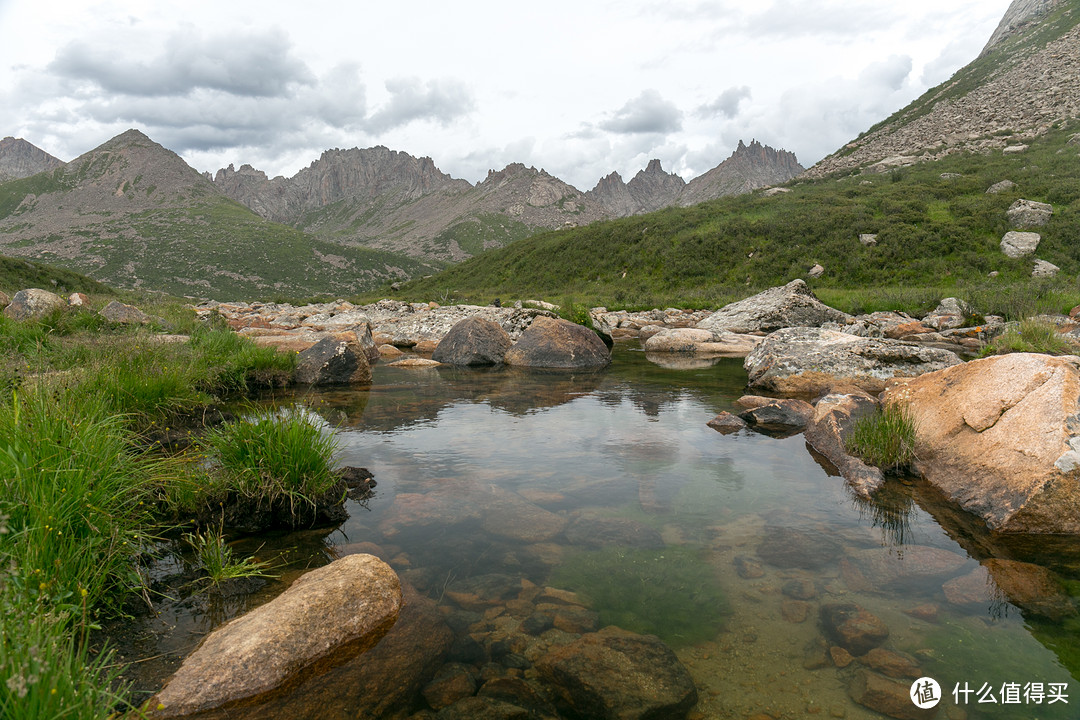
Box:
212;141;803;259
0;137;65;182
0;130;440;299
806;0;1080;178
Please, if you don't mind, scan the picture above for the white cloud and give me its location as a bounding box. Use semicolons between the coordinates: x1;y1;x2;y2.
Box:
600;90;683;135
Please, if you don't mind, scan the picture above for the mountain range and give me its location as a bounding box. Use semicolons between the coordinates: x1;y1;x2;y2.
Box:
0;0;1073;301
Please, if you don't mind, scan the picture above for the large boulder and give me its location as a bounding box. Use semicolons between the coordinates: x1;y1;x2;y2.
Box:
504;316;611;369
883;353;1080;533
98;300;153;325
1007;198;1053;228
3;288;64;321
1000;231;1040;258
294;336;373;385
535;627;698;720
642;327;761;355
744;328;962;394
697;279;852;334
432;315;513;366
150;554;402;718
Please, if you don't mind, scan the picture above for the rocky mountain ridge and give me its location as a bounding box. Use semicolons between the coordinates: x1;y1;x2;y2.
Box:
0;136;65;182
806;0;1080;178
210;139;803;259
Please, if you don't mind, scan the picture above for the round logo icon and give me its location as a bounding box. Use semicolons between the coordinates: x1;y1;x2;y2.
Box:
910;677;942;709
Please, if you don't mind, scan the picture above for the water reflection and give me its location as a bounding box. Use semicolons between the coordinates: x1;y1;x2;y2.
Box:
115;344;1080;718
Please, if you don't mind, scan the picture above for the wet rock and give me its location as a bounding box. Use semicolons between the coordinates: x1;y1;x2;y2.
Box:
480;486;568;543
565;515;665;549
863;648;922;679
745;328;961;395
149;555;402;718
643;327;762;355
734;556;765;579
820;603;890;656
423;663;479;710
478;677;560;717
388;357;442;367
843;546;968;590
207;477;349;533
549;606;600;635
432;315;513;366
697;279;852;334
1007;198;1053;228
757;526;842;569
883;353;1080;533
707;411;747;434
904;604;940;623
294;336;372;385
445;574;526;612
739;398;814;435
782;600;811;623
379;343;404;358
435;697;532;720
1000;230;1040;258
3;288;64;320
802;637;831;670
782;578;818;600
847;669;937;720
535;627;698;720
414;340;439;353
520;612;555;636
830;646;854;668
504;316;611;369
734;395;777;410
804;395;888;498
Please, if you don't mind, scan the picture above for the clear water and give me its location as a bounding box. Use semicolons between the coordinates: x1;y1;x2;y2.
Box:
119;344;1080;719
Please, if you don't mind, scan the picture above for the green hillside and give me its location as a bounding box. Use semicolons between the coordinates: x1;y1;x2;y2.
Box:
0;254;113;295
397;124;1080;311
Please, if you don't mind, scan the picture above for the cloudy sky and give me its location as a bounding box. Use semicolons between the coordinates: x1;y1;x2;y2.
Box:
0;0;1011;190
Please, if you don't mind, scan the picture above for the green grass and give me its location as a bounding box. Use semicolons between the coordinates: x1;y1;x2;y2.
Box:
979;319;1080;356
199;409;341;514
184;527;274;588
394;123;1080;310
0;255;112;296
845;403;919;472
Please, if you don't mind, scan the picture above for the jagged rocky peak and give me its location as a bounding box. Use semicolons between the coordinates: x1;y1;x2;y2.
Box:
982;0;1062;54
214;163;270;183
0;136;65;182
680;139;804;206
627;158;686;213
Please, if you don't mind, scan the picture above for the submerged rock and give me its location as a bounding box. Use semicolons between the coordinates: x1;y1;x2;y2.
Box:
150;555;402;718
697;279;852;334
819;603;889;656
707;411;747;434
739;398;814;436
745;327;961;394
504;316;611;369
535;627;698;720
883;353;1080;533
847;669;935;720
757;525;842;569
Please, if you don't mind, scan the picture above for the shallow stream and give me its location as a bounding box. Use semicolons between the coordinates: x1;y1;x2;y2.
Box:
114;343;1080;719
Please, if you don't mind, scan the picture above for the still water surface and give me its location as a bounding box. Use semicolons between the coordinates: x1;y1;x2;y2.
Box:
123;344;1080;719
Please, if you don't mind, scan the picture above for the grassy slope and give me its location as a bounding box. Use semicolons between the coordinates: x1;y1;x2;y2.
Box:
395;123;1080;311
0;172;444;302
0;254;113;296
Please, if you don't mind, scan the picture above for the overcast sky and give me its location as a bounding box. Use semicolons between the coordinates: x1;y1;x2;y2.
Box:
0;0;1011;190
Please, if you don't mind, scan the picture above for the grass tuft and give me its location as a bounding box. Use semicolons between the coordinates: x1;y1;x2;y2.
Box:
845;403;919;472
979;319;1080;357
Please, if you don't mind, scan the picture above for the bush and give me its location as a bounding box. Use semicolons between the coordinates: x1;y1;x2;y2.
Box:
845;403;919;472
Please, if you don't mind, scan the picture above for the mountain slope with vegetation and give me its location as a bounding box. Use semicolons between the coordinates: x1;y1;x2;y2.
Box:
398;0;1080;312
0;130;441;299
397;124;1080;311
